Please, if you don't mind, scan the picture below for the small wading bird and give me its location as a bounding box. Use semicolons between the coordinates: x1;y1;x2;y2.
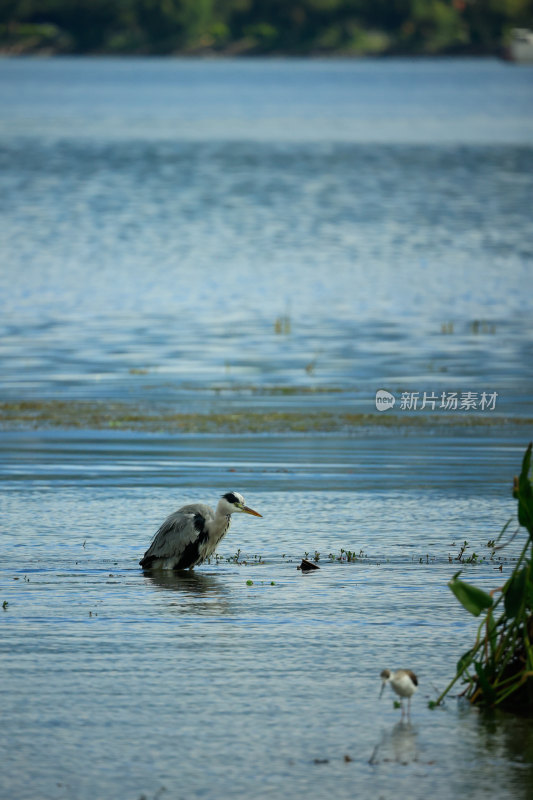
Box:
380;669;418;716
139;491;262;571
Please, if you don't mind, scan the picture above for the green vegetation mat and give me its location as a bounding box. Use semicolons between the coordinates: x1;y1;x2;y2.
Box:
1;400;532;433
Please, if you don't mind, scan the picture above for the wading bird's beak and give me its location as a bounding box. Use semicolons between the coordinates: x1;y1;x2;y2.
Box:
241;505;262;517
379;681;386;700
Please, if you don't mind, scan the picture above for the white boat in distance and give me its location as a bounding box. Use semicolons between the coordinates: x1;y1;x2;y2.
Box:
509;28;533;63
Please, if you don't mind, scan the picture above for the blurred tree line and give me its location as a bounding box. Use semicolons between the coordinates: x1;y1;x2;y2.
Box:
0;0;532;55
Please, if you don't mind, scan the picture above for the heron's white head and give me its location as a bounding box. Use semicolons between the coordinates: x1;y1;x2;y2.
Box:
219;492;262;517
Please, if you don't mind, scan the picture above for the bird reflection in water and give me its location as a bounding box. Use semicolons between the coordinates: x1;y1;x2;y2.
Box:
143;569;224;597
368;721;419;766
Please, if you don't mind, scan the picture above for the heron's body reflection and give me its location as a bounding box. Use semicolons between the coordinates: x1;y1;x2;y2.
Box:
144;569;223;594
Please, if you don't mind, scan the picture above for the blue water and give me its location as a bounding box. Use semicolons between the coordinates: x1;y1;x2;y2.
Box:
1;57;532;143
1;60;533;417
1;58;533;800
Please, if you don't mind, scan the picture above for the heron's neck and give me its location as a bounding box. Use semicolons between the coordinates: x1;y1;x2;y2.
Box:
208;504;233;542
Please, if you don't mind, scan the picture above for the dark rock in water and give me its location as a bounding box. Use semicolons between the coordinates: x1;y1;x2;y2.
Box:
298;559;320;572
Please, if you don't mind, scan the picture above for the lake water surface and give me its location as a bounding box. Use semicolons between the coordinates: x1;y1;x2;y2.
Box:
1;58;533;800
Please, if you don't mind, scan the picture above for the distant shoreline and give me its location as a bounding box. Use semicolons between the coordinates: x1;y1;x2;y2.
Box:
2;3;529;61
0;47;510;59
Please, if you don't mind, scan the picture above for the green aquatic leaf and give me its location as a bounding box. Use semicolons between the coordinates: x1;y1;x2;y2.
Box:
448;575;493;617
487;613;498;660
456;648;474;674
495;517;513;544
504;566;528;618
517;443;533;535
474;662;496;703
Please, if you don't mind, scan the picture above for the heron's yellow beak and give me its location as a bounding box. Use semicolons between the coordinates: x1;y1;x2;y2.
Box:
241;505;262;517
379;681;386;700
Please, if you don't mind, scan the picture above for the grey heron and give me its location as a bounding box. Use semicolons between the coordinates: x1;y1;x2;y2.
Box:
379;669;418;716
139;491;262;571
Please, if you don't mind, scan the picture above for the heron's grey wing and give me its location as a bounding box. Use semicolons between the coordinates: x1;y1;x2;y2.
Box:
178;503;215;521
140;503;215;566
142;511;198;560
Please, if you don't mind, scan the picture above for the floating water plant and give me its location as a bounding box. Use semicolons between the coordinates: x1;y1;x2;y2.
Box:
274;315;291;335
433;443;533;713
327;548;367;562
302;550;324;564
